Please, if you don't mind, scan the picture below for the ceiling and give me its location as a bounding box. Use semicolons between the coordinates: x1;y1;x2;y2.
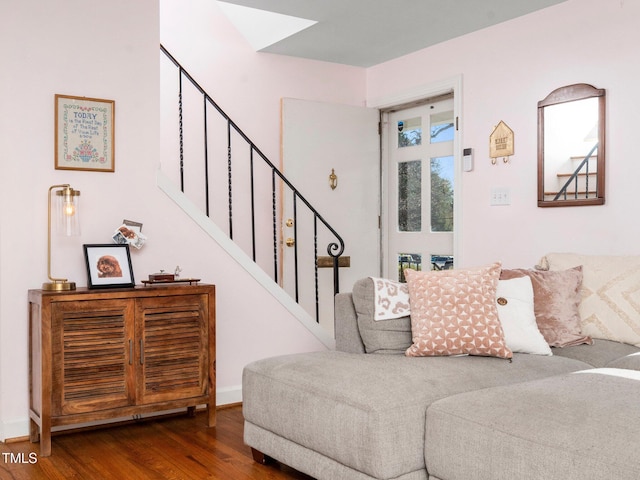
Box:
217;0;567;67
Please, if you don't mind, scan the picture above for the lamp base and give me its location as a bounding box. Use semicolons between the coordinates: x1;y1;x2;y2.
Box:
42;281;76;291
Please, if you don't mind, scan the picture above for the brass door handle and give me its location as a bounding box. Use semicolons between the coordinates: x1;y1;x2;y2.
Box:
286;238;295;247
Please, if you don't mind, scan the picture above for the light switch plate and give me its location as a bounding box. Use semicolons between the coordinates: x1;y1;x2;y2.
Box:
491;187;511;206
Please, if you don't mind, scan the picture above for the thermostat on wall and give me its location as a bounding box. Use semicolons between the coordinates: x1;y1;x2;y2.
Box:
463;148;473;172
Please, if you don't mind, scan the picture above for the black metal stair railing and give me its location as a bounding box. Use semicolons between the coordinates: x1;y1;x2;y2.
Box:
160;45;344;322
554;143;599;201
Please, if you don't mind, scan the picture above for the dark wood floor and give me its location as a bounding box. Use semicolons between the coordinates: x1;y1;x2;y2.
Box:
0;406;314;480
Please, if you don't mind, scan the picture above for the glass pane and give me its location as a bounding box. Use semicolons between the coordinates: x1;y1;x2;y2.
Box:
398;117;422;147
431;156;454;232
430;110;454;144
431;254;454;271
398;160;421;232
398;253;422;282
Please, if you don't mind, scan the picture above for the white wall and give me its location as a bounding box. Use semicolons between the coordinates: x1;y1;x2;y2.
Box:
367;0;640;269
0;0;367;440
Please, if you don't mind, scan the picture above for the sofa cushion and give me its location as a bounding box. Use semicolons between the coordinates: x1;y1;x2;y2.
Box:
405;263;512;359
243;351;591;480
496;276;552;355
352;278;412;354
551;338;640;368
425;369;640;480
501;267;591;347
540;253;640;348
606;351;640;371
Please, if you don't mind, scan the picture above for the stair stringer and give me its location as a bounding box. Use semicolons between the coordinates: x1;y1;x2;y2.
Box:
157;171;336;350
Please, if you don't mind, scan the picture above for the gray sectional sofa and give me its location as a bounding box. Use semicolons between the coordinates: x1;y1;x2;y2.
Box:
243;255;640;480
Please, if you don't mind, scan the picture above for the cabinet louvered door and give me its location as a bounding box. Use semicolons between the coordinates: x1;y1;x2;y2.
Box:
135;294;208;404
52;299;135;415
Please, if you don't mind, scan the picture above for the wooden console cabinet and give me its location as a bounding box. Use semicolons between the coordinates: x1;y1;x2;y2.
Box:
28;284;216;456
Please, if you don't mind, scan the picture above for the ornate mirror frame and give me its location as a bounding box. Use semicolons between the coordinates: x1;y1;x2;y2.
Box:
538;84;606;207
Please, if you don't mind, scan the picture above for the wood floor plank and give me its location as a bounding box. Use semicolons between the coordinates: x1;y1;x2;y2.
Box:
0;407;314;480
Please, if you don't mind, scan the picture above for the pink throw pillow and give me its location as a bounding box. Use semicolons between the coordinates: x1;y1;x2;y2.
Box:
405;263;512;359
500;267;592;347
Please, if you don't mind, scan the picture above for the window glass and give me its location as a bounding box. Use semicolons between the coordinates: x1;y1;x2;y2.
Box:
431;254;454;270
430;110;454;144
430;156;454;232
398;253;421;282
398;117;422;147
398;160;421;232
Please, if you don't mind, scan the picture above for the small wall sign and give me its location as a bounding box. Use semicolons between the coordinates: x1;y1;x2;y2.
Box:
489;120;514;164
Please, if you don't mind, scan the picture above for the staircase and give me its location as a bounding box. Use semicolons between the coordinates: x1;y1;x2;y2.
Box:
158;45;344;346
545;143;599;201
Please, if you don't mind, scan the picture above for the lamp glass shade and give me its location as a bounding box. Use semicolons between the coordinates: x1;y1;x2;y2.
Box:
56;187;81;236
43;185;81;291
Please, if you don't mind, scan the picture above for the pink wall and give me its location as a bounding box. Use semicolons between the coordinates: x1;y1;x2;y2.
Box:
160;0;367;165
367;0;640;269
0;0;367;440
4;0;638;441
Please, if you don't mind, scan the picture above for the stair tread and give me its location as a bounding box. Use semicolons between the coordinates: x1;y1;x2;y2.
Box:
557;172;597;177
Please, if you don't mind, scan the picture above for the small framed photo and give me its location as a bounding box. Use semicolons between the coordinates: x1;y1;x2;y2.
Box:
83;244;135;289
55;94;115;172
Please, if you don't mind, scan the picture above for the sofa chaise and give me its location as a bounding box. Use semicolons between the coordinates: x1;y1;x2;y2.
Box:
242;253;640;480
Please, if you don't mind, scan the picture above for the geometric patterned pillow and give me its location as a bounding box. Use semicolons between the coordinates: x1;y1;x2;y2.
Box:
404;263;512;359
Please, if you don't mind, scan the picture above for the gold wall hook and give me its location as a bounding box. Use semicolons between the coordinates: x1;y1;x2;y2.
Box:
329;168;338;190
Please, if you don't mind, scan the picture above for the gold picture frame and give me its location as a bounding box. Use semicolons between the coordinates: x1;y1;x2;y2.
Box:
55;94;115;172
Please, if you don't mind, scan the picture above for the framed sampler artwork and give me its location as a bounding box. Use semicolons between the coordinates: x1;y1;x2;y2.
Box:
83;244;135;289
55;94;115;172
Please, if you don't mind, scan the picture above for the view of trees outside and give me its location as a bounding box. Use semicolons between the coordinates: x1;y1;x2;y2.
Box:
398;160;421;231
397;121;454;233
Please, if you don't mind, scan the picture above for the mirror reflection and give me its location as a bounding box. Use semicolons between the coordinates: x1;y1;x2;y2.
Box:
538;84;605;207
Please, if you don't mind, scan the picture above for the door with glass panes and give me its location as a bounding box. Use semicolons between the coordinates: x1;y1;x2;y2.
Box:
385;98;455;281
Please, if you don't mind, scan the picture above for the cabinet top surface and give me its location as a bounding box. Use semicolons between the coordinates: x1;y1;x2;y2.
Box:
29;284;215;301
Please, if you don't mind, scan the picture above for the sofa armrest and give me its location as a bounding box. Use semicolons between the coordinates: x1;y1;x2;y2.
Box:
334;293;365;353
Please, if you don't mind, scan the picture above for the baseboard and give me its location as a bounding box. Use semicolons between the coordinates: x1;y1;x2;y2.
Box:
0;418;30;443
216;385;243;406
0;385;243;443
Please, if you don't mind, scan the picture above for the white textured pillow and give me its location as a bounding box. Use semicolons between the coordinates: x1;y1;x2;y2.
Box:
496;277;552;355
541;253;640;347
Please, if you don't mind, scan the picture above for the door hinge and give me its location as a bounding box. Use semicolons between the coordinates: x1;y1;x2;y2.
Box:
378;122;382;135
456;116;459;131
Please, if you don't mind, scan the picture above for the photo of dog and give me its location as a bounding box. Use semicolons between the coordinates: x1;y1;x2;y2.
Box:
112;222;146;249
97;255;123;278
84;244;135;288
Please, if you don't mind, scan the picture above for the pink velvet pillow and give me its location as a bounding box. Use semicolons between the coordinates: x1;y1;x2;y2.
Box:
404;263;512;359
500;267;592;347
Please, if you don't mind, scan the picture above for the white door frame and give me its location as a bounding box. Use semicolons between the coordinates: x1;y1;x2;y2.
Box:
369;75;464;276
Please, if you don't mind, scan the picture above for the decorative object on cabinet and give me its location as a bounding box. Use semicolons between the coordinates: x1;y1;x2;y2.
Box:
537;84;605;207
28;284;216;456
55;94;115;172
83;244;135;288
43;184;81;292
112;219;146;249
489;120;514;164
142;266;200;286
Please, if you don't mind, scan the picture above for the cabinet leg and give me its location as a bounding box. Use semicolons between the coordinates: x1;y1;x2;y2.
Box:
30;418;51;457
29;419;39;443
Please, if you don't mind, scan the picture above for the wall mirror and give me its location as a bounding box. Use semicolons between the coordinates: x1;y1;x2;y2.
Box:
538;83;606;207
